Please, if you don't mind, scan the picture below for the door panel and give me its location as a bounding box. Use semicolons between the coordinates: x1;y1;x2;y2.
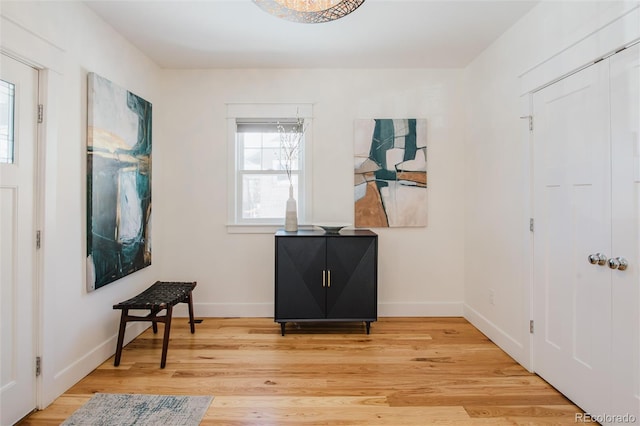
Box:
0;54;38;426
609;43;640;420
275;237;325;320
533;59;611;416
326;237;376;319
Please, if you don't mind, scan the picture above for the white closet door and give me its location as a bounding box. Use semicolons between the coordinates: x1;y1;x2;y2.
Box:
532;59;612;416
610;43;640;420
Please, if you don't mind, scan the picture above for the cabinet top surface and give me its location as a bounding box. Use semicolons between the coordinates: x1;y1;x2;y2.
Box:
275;229;377;237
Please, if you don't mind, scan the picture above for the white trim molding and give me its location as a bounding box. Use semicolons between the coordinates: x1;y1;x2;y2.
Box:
520;3;640;94
463;304;529;371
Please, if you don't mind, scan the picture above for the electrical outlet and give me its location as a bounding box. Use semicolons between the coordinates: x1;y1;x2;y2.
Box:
489;289;495;306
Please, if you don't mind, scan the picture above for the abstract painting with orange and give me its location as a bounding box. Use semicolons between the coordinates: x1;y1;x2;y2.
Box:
354;119;427;228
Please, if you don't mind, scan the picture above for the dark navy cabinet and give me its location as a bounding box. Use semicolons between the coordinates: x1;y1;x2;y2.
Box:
275;230;377;335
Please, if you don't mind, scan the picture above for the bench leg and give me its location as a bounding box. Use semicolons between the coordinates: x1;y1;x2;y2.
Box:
114;309;128;366
160;306;173;368
150;307;161;334
187;292;196;334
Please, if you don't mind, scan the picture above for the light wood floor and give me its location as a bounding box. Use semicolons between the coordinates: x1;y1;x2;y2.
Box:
20;317;583;425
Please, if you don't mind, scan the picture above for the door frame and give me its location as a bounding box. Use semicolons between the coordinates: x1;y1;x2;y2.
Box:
1;50;44;414
1;14;63;409
525;38;640;374
517;6;640;373
1;50;42;424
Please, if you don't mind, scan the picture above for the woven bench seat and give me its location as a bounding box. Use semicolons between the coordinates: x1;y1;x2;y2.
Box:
113;281;197;368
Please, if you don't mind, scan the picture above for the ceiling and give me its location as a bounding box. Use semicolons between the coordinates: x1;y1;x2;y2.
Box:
85;0;538;69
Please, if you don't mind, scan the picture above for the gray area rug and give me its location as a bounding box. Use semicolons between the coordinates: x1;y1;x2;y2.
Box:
61;393;213;426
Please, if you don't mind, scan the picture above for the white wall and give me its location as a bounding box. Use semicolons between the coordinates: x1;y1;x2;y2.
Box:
12;0;631;411
157;68;466;318
463;0;640;369
1;1;161;406
2;2;468;408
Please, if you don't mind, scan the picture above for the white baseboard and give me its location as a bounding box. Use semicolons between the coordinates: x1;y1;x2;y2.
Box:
463;303;530;370
174;302;273;318
378;301;463;317
43;322;148;408
173;301;464;318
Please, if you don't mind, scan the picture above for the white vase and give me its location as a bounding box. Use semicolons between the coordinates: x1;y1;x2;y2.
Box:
285;184;298;232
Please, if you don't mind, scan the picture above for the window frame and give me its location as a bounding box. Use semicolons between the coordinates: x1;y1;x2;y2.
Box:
226;103;313;233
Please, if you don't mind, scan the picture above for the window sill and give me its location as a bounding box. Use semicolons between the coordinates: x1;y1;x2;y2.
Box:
226;224;316;234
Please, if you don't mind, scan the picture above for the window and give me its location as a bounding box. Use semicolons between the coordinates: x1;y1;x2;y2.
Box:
0;79;15;164
227;104;313;230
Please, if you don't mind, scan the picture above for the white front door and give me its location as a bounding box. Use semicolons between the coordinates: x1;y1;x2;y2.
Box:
609;43;640;421
0;53;39;425
532;59;612;416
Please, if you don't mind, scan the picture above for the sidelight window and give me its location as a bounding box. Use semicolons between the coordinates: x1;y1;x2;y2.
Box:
0;80;15;164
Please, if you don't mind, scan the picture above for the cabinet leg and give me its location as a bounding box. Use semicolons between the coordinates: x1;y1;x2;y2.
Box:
366;321;371;334
280;322;286;336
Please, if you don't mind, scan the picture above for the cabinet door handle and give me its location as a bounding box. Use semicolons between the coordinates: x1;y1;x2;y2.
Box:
322;270;326;287
328;270;331;288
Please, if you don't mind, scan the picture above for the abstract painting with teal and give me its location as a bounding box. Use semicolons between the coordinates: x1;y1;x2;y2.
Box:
87;73;152;290
354;118;427;227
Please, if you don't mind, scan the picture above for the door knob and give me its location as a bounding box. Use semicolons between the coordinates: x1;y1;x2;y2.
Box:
608;258;619;269
608;257;628;271
588;253;607;265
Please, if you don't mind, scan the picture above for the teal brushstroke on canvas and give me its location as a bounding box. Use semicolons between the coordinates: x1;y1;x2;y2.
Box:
354;118;427;228
87;73;152;290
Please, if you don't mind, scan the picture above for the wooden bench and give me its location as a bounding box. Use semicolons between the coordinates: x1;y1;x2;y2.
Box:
113;281;197;368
